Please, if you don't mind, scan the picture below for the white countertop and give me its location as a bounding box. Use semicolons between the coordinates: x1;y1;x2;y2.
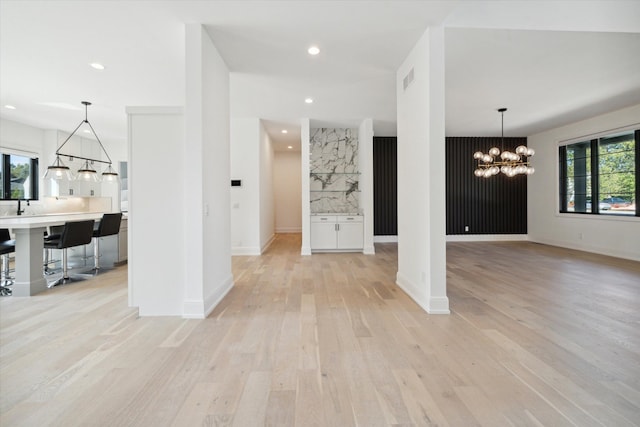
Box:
0;212;105;229
311;213;362;216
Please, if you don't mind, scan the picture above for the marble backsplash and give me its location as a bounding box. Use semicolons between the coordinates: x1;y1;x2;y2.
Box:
310;128;360;214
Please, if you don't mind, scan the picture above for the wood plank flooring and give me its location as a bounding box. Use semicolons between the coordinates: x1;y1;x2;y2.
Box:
1;234;639;426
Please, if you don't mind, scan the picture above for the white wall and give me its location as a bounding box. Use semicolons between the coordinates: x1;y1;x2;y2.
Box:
230;118;261;254
199;25;233;317
0;118;45;156
127;107;185;314
273;150;302;233
128;24;233;318
184;23;233;318
300;118;311;255
259;120;275;250
528;104;640;261
359;118;375;254
396;27;449;314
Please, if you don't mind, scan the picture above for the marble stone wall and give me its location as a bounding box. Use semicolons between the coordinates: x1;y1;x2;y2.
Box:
309;128;359;213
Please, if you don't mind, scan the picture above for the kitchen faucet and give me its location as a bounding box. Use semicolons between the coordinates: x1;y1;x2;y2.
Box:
17;199;30;216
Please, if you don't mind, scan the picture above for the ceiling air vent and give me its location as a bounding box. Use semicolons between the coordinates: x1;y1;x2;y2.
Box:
403;67;414;91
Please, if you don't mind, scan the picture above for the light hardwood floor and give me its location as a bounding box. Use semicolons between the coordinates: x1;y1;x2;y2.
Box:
1;234;639;426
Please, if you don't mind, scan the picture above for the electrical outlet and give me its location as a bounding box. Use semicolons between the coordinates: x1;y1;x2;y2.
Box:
464;225;469;232
579;232;583;240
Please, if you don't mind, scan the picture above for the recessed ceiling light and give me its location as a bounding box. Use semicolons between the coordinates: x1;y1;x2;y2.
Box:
90;63;105;70
281;129;288;134
307;46;320;55
288;146;293;149
4;105;16;110
304;98;313;104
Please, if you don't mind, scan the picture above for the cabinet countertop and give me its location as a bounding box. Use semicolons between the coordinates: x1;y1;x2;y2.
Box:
311;213;362;216
0;212;106;229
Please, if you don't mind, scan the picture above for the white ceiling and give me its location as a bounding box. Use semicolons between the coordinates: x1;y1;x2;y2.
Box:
1;1;639;153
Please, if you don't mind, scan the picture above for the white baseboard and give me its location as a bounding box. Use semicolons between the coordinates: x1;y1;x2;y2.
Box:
261;234;276;253
363;245;376;255
396;272;450;315
232;246;261;256
396;272;428;312
275;227;301;233
529;236;640;262
183;274;234;319
446;234;528;242
301;246;311;256
374;235;398;243
427;296;450;314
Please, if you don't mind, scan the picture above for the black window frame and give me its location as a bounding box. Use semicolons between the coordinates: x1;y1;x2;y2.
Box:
559;129;639;217
1;153;39;201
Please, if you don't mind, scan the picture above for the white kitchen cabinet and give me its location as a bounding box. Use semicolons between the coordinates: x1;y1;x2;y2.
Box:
336;219;363;249
51;131;103;197
116;216;128;265
310;215;363;252
310;216;338;250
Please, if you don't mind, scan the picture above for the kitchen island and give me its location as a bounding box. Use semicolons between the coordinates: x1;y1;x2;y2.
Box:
0;212;105;296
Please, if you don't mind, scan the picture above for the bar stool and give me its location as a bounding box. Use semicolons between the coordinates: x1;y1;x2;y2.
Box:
44;225;64;275
44;220;95;287
1;229;15;296
91;213;122;272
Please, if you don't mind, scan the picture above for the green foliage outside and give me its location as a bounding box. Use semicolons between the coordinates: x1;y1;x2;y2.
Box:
566;136;635;204
10;161;30;199
599;139;635;202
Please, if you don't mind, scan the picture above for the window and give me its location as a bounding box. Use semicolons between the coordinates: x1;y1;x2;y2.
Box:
559;129;638;216
1;152;39;200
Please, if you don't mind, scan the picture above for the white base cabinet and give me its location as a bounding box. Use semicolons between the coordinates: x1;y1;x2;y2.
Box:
310;215;363;252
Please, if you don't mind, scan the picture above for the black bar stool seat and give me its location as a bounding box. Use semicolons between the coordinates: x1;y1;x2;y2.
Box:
91;213;122;272
44;220;95;287
1;229;15;296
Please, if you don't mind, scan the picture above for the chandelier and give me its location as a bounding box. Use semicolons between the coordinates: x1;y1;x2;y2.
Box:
43;101;118;182
473;108;535;178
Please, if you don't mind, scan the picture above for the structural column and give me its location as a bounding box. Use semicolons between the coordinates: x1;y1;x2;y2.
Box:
395;26;449;314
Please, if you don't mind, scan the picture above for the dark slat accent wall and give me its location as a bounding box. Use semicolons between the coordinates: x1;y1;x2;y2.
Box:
373;137;397;235
446;137;528;235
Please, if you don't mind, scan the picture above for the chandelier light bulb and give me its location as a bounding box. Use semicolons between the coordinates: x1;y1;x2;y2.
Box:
482;154;492;163
489;147;500;156
474;169;484;177
527;148;535;156
473;151;484;160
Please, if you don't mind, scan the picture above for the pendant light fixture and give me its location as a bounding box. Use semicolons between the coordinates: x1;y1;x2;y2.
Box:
43;155;73;181
77;160;99;182
43;101;118;182
473;108;535;178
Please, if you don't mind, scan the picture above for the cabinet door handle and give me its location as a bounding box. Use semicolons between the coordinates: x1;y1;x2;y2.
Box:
335;224;339;231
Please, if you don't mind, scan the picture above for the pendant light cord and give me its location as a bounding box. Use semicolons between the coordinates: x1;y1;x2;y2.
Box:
55;101;113;165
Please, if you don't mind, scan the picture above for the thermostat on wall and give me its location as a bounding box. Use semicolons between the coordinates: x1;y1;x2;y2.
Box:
231;179;242;187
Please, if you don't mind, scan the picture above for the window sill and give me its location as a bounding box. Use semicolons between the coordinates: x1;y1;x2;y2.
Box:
556;212;640;223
